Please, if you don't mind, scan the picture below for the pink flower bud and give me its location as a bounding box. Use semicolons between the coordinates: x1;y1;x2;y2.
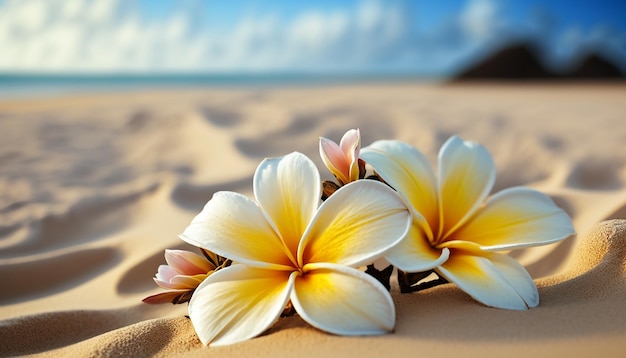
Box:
319;128;361;185
143;249;221;304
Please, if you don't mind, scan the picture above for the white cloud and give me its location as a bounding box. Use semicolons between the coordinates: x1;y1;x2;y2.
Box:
460;0;501;41
0;0;426;73
0;0;622;74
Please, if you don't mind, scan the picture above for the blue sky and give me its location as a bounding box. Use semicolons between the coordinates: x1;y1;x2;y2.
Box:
1;0;624;75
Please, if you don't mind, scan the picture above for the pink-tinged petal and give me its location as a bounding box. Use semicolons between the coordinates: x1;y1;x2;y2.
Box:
170;274;207;289
361;140;438;238
299;180;411;267
339;128;361;182
188;265;295;346
320;136;351;184
293;263;395;335
450;187;575;251
180;191;294;270
254;152;320;259
153;265;181;290
385;224;450;272
437;136;495;240
155;264;177;281
339;129;360;158
154;278;178;290
164;249;215;275
436;250;531;310
142;291;188;304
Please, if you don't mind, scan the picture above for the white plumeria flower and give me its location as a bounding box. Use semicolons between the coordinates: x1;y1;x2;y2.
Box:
361;136;575;310
319;128;362;185
179;152;411;346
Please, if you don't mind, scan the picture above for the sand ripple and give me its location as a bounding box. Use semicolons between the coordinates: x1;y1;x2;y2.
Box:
0;84;624;356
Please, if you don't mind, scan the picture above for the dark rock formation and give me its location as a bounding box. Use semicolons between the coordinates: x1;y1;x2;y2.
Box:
453;42;624;81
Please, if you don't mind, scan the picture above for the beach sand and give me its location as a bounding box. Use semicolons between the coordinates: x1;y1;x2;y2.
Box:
0;83;624;357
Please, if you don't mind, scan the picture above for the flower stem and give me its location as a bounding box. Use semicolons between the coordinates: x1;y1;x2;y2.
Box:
398;269;448;293
365;264;394;290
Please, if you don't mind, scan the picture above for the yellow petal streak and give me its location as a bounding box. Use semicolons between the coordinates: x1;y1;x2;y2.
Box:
188;265;295;346
254;153;320;259
300;180;411;267
385;224;449;272
170;274;206;289
361;140;438;235
180;191;293;269
436;250;530;310
438;137;495;240
292;264;395;335
450;187;575;250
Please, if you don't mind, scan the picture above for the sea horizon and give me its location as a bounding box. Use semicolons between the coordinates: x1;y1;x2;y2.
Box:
0;72;442;99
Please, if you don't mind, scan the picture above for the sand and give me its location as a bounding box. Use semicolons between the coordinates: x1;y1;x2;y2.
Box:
0;83;624;357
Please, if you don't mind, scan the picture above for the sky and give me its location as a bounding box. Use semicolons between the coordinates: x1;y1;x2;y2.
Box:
0;0;625;76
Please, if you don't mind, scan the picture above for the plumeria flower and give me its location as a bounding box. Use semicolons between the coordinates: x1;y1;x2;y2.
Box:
143;249;226;304
179;151;411;346
319;128;364;186
360;136;575;310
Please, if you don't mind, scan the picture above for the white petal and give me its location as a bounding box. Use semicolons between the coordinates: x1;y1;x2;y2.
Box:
254;152;321;258
361;140;438;235
180;191;294;269
299;180;411;267
292;263;395;335
437;136;495;239
451;187;575;251
486;252;539;307
188;265;295;346
385;224;450;272
436;251;531;310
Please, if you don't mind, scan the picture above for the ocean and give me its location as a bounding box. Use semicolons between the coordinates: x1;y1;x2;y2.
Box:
0;73;431;99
